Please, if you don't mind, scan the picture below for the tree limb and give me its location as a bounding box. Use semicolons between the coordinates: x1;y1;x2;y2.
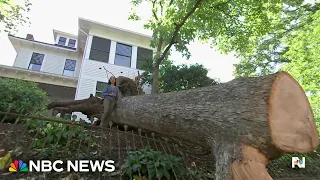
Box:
169;0;174;6
155;0;203;66
152;0;159;20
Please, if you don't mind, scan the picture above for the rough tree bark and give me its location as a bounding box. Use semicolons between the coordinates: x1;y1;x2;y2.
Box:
48;72;319;180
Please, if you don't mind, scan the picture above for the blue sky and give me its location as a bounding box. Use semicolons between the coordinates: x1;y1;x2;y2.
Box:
0;0;239;82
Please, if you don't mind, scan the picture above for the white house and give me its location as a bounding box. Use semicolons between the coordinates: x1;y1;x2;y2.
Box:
0;17;154;120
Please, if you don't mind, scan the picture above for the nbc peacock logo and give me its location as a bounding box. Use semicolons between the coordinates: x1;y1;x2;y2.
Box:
9;160;29;172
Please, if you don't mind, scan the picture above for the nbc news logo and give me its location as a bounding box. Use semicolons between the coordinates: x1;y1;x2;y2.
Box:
292;157;305;168
9;160;28;172
8;159;115;173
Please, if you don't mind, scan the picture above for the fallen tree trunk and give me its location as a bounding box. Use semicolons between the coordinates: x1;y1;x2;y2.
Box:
48;72;319;180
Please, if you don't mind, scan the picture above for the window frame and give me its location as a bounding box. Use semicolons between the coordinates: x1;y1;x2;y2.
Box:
114;43;132;68
136;47;153;70
95;81;108;98
68;39;76;48
89;36;111;63
28;52;45;71
63;59;77;76
58;36;67;46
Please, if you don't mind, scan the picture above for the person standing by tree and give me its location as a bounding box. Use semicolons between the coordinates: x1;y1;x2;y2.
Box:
99;76;119;127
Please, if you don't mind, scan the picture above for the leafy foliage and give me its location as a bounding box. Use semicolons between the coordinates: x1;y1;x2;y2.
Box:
233;2;320;128
121;146;182;179
0;0;31;33
129;0;302;93
140;59;218;92
233;2;320;77
160;63;219;92
281;9;320;129
0;77;49;122
27;118;97;159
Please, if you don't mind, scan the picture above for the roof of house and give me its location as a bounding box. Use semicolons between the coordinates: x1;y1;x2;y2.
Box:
53;29;77;38
8;17;153;54
78;17;152;39
8;34;77;51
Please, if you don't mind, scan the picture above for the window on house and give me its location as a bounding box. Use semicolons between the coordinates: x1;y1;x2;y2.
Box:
114;43;132;68
28;52;44;71
95;81;107;98
58;37;67;46
63;59;76;76
137;47;153;70
89;36;111;62
68;39;76;48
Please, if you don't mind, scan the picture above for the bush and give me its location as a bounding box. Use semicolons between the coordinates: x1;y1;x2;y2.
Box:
27;118;97;159
0;77;49;117
121;146;182;180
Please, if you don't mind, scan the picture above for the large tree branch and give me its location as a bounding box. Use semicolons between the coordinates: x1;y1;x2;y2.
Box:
169;0;174;6
152;0;159;20
155;0;203;66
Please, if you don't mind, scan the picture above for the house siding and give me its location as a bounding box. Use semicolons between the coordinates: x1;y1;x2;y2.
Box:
75;77;96;100
12;46;81;77
73;78;96;121
82;59;141;81
75;33;152;107
42;53;67;75
13;48;32;69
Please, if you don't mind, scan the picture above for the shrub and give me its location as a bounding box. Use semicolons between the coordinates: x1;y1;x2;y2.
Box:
121;146;182;180
27;118;97;159
0;77;49;117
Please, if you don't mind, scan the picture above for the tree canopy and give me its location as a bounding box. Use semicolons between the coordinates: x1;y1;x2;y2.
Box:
142;62;219;93
129;0;309;93
282;8;320;128
233;1;320;129
0;0;31;33
161;63;219;92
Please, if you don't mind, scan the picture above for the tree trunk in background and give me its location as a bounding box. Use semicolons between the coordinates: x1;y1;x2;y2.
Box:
48;72;319;180
151;65;160;94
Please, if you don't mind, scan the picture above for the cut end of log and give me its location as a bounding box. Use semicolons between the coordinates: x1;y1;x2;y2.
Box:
268;72;319;153
232;143;272;180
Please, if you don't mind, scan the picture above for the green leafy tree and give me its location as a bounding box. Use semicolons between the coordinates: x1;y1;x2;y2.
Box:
140;58;219;93
233;2;320;77
0;77;49;119
282;9;320;130
233;2;320;130
0;0;31;33
140;57;174;92
129;0;304;94
160;63;219;92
